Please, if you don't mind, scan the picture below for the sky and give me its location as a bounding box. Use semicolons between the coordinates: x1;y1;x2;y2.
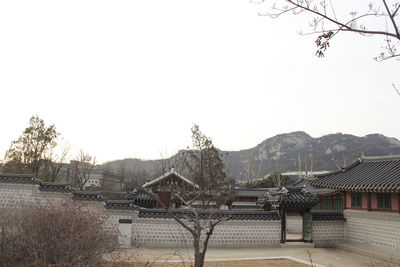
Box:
0;0;399;164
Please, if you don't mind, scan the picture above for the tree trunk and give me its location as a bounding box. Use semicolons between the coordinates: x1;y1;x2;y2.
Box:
193;235;204;267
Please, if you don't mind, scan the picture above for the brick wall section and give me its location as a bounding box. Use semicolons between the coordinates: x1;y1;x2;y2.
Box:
0;183;39;208
344;210;400;251
0;183;74;209
312;221;345;247
133;218;281;248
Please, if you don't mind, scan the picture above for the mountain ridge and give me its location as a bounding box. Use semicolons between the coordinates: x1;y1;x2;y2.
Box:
104;131;400;182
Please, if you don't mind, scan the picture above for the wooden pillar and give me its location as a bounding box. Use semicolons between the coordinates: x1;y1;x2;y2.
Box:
280;208;285;243
398;193;400;214
367;192;371;211
342;191;346;210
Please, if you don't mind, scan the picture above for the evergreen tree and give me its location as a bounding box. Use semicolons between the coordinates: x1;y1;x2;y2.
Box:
2;115;59;179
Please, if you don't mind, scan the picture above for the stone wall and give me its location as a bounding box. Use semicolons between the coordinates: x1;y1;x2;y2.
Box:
312;221;345;247
133;217;281;248
344;210;400;251
0;179;347;249
0;183;41;209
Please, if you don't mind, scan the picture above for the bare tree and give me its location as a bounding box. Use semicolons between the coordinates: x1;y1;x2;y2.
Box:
45;144;70;182
294;153;303;180
123;168;149;190
334;153;347;170
173;150;189;176
393;83;400;95
293;152;313;179
70;150;96;190
147;188;232;267
271;160;283;187
144;125;234;267
256;0;400;61
222;151;235;182
242;151;263;185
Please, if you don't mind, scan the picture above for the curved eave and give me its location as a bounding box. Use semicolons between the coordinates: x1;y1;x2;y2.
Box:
311;181;400;193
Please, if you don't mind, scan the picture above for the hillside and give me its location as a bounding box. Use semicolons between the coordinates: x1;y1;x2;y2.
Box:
104;131;400;183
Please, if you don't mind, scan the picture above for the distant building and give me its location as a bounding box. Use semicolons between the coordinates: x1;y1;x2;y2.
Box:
142;168;198;208
143;168;198;192
55;161;123;191
84;169;123;191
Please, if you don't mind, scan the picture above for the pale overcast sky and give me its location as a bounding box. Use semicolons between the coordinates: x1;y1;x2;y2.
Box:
0;0;399;163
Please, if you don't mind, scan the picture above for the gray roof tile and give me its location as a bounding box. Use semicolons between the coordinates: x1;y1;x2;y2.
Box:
312;155;400;192
138;209;280;220
0;173;38;184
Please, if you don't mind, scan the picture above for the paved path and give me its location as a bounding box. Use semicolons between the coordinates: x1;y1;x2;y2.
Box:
127;247;399;267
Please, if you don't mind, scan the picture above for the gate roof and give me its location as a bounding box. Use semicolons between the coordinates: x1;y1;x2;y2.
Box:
257;186;318;209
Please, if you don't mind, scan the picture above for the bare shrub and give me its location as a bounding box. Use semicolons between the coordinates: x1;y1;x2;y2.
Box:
0;203;119;266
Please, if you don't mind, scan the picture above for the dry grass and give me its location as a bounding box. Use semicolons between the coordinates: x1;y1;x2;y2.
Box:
0;203;119;267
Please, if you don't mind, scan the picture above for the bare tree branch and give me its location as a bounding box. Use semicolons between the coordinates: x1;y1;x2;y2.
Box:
382;0;400;38
393;83;400;96
257;0;400;59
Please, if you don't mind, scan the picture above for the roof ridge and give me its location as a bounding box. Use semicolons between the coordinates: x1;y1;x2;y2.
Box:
314;159;361;178
360;155;400;162
143;169;198;188
0;173;36;178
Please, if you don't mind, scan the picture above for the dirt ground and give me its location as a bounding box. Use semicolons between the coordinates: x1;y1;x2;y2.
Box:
131;259;307;267
111;246;399;267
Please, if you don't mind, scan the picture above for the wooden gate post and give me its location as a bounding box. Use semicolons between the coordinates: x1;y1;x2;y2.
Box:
280;208;286;243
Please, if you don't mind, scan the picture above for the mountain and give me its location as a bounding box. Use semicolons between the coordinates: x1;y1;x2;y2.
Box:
104;131;400;182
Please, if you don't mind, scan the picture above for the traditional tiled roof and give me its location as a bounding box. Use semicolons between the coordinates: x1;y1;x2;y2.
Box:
72;191;104;201
39;182;71;192
138;209;280;220
234;188;268;197
0;173;39;184
101;191;128;200
126;189;157;205
257;186;318;209
311;211;346;221
143;169;198;189
231;201;260;210
105;200;139;210
311;155;400;192
292;178;336;195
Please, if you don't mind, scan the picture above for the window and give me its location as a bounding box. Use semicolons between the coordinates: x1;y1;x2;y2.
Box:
378;193;391;210
351;193;362;208
321;199;331;210
333;199;343;211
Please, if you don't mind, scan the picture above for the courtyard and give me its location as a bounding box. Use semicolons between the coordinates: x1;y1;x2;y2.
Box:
117;246;399;267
